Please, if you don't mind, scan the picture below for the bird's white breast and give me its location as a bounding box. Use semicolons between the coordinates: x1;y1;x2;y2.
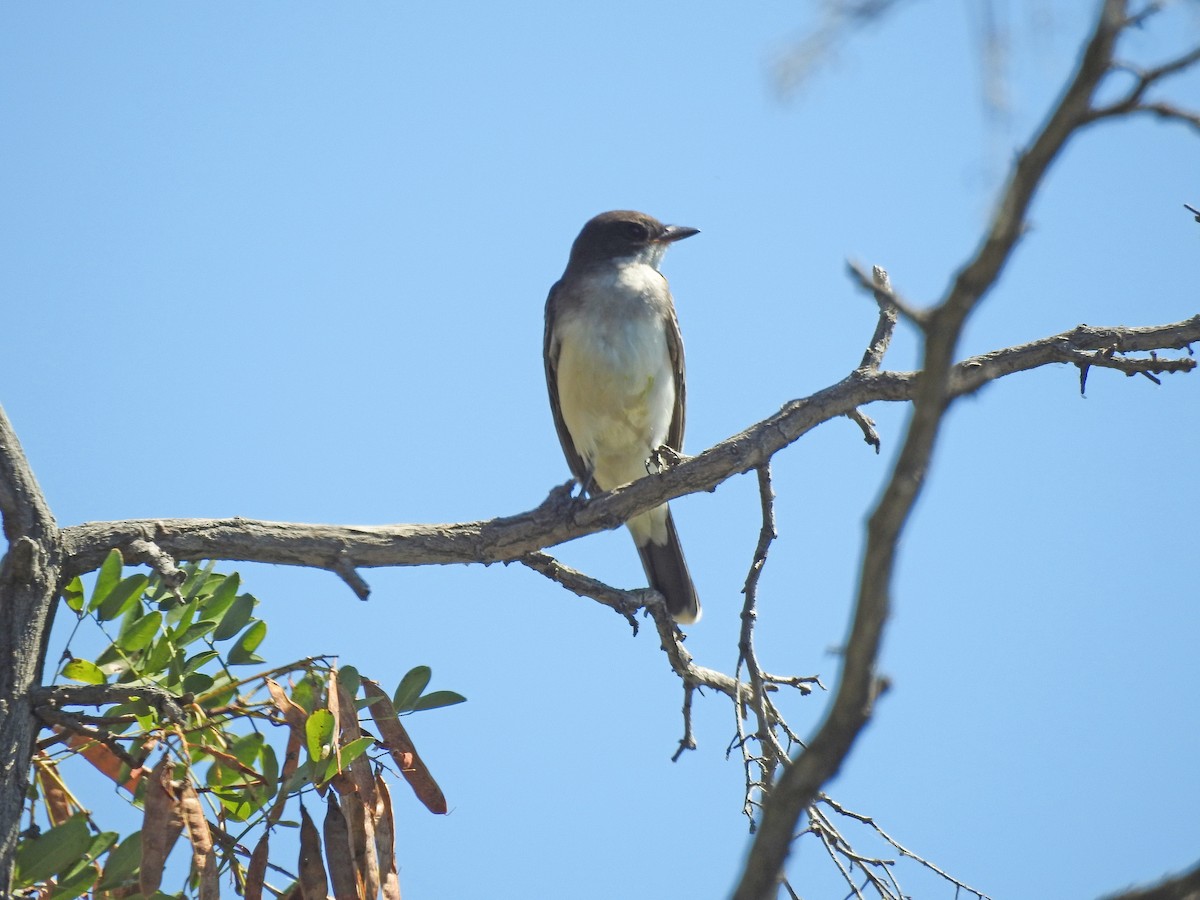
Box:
554;263;676;492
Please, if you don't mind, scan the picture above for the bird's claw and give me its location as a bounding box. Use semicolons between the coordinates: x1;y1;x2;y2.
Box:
646;445;684;475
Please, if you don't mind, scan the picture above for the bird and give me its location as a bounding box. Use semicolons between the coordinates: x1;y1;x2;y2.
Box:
543;210;701;623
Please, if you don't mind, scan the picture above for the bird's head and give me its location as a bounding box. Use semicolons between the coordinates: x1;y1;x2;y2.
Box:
567;210;699;270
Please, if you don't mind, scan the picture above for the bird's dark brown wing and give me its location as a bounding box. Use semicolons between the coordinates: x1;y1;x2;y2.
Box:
664;291;686;453
543;280;591;488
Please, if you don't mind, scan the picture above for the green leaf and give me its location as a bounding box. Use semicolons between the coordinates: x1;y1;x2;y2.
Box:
217;793;258;823
47;859;98;899
321;736;375;783
141;632;175;676
181;561;217;603
213;593;255;641
163;592;196;629
183;650;219;675
200;573;241;621
336;665;361;701
175;619;219;647
392;665;432;712
226;620;267;665
61;658;106;685
95;703;137;736
76;831;118;868
412;690;468;712
97;574;149;622
305;709;334;761
62;576;86;614
182;672;214;695
164;646;187;689
117;611;161;652
206;759;240;789
291;675;317;713
282;760;314;795
87;550;124;613
260;743;280;788
145;568;173;603
56;830;119;893
13;813;91;887
95;830;141;890
92;641;123;669
198;678;237;710
231;732;265;766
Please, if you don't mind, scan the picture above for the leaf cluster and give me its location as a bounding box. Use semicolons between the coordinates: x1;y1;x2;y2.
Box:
21;555;465;899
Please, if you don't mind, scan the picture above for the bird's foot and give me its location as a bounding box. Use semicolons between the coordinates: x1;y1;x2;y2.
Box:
646;445;685;475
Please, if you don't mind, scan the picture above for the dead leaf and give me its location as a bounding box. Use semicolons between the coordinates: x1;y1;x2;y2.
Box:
243;831;269;900
323;794;361;900
140;756;184;895
179;781;219;900
375;774;401;900
266;677;308;734
362;679;447;815
267;681;305;826
33;755;73;826
327;669;344;777
336;678;378;813
59;728;145;793
299;804;329;900
340;788;379;900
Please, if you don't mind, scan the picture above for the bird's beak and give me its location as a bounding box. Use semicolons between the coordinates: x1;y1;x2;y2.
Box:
658;224;700;243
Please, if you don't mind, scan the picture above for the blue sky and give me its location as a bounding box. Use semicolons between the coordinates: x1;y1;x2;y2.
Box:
2;3;1197;898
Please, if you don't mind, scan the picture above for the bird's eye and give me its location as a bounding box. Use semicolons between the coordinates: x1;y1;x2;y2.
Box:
621;221;649;241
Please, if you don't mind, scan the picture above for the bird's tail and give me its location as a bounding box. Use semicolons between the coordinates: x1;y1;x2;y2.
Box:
633;505;701;624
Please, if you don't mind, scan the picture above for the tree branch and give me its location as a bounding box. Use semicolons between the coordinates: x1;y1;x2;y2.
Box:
519;551;809;715
31;684;186;724
731;3;1200;897
52;317;1198;592
1100;858;1200;900
0;406;63;890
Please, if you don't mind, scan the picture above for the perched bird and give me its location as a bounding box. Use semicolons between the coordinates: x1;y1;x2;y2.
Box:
543;210;701;623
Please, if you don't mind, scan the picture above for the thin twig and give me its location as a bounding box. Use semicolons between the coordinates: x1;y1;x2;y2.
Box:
845;409;881;453
857;265;900;371
671;683;697;762
819;795;993;899
333;551;371;601
847;261;926;329
33;707;146;772
125;538;187;590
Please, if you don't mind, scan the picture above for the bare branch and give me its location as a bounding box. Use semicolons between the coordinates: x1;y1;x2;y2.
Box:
856;265;900;372
0;408;56;550
732;465;792;821
732;4;1195;897
333;552;371;602
671;683;698;762
520;551;820;738
847;261;924;332
819;795;993;898
30;684;186;724
1094;46;1200;123
1100;858;1200;900
124;538;186;589
0;406;64;889
1127;101;1200;132
518;551;645;625
32;707;145;772
772;0;911;96
844;409;881;453
55;315;1199;592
